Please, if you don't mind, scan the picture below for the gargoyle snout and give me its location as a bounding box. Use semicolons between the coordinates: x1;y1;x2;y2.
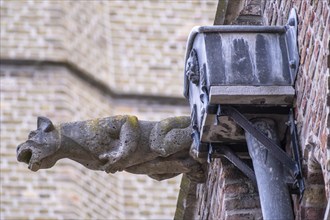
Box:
17;142;33;164
16;141;42;171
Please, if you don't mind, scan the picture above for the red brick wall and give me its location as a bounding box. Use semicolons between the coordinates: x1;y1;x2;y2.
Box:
264;0;329;219
195;0;329;219
196;160;262;219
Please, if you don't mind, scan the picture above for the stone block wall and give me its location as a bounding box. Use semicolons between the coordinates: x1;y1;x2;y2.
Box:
0;1;113;89
107;0;216;96
0;1;66;61
0;63;189;219
0;0;216;219
0;0;217;97
0;65;118;220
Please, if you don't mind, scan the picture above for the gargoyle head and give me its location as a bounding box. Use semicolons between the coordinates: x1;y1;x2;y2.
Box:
17;117;60;171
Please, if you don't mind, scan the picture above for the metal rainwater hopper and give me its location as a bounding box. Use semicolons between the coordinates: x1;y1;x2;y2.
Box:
184;9;299;150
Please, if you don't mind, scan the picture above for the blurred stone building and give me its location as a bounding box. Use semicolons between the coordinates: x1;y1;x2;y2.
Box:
0;1;216;219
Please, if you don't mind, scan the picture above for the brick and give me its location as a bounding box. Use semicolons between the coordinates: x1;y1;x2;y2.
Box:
300;206;327;220
226;211;260;220
307;171;326;185
323;2;329;22
224;195;261;210
224;182;250;195
302;181;327;208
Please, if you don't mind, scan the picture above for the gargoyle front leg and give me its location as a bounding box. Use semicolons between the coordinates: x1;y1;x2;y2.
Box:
99;116;140;173
150;116;192;157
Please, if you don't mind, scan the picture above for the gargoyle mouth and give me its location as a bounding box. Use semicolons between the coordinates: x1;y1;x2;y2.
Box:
17;147;32;163
17;146;41;171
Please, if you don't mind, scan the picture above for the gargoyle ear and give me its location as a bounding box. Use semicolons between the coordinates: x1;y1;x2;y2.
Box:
37;116;54;132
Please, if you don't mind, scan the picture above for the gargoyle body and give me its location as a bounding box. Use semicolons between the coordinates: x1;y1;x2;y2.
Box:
17;116;205;182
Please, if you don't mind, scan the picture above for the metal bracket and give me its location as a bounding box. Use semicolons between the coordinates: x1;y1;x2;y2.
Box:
220;106;299;174
213;105;304;196
210;144;257;186
288;109;305;197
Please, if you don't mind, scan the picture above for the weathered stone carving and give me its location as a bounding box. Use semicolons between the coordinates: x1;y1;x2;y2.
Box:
185;49;200;85
17;116;205;182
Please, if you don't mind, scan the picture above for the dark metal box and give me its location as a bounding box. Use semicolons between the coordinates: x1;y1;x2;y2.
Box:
184;21;299;146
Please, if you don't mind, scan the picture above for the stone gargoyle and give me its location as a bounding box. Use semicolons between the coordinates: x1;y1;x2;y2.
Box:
16;116;205;182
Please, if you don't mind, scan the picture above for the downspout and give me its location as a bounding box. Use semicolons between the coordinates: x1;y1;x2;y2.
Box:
245;119;294;219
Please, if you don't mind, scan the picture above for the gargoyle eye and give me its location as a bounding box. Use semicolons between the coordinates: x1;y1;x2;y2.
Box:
28;131;37;139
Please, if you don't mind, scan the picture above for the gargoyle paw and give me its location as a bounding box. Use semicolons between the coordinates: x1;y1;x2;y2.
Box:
99;153;124;174
155;147;168;157
99;152;121;164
